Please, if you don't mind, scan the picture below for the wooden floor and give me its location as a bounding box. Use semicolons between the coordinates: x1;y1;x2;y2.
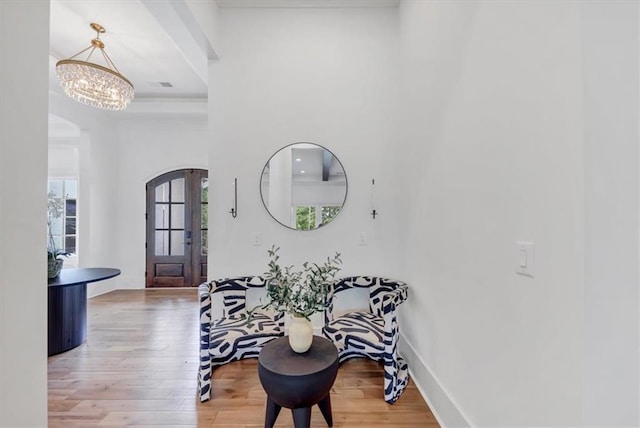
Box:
48;289;439;427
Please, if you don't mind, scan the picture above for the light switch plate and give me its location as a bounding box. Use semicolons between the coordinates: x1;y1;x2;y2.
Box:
516;241;535;277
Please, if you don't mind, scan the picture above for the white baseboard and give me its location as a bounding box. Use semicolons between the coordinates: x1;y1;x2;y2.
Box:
86;274;141;299
399;333;472;428
86;275;124;299
87;281;116;299
116;275;145;290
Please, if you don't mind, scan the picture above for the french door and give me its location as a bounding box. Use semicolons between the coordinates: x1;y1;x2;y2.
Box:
146;169;208;287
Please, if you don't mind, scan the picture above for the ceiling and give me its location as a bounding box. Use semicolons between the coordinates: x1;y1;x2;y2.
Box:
49;0;399;106
49;0;211;101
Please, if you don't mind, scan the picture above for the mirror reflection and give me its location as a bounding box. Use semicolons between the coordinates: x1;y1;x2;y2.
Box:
260;143;347;230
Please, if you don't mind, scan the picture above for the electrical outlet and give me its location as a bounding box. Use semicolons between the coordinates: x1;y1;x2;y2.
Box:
359;232;367;246
253;232;262;246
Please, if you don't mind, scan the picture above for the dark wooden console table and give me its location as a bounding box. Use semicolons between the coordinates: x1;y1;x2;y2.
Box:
258;335;339;428
48;267;120;356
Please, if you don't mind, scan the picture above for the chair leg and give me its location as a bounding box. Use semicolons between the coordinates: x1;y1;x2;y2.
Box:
198;357;212;402
383;354;409;404
396;355;409;397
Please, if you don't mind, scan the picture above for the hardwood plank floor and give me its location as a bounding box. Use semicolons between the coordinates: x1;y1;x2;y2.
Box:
48;289;439;427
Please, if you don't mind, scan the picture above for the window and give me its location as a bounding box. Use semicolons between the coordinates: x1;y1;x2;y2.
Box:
321;206;341;225
295;205;341;230
48;179;78;266
296;206;316;230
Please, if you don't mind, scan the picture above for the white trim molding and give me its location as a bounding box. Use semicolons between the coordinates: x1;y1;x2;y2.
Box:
399;333;472;428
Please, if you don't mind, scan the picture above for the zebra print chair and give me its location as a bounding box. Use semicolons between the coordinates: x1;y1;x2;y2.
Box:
198;276;284;402
323;276;409;404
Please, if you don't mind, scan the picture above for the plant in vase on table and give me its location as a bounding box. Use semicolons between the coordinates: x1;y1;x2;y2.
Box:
262;245;342;353
47;192;69;278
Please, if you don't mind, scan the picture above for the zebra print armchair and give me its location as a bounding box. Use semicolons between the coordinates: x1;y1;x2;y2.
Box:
323;276;409;404
198;276;284;402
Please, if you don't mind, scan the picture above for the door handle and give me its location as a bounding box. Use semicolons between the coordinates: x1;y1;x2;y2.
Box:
186;230;192;245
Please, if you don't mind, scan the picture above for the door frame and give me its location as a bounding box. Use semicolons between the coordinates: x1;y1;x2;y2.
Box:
145;168;207;288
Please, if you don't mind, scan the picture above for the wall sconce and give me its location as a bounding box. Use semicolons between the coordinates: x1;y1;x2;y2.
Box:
229;178;238;218
371;178;378;219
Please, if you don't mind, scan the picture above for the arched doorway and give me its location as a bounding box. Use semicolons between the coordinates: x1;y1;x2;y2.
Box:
145;169;208;287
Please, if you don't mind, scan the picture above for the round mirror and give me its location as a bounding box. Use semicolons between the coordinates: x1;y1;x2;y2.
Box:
260;143;347;230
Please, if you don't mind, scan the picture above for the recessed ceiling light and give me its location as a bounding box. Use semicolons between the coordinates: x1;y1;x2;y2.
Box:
300;170;305;174
295;158;302;162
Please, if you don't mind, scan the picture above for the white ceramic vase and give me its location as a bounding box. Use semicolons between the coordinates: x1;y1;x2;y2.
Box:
288;314;313;353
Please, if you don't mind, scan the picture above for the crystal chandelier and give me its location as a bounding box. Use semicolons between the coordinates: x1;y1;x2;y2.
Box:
56;23;134;111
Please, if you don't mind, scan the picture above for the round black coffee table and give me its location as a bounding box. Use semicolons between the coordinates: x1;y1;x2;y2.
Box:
258;335;339;428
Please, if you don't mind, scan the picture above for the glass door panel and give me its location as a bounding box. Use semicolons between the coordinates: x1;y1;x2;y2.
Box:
171;178;185;202
155;231;169;256
155;182;169;202
201;177;208;257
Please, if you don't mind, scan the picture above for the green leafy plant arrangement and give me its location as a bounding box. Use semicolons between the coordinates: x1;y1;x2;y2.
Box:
262;245;342;320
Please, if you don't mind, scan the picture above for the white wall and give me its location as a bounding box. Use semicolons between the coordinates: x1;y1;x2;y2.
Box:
208;7;403;300
49;93;121;298
581;1;639;425
0;2;50;426
398;1;639;427
114;117;208;289
48;142;79;178
49;103;208;295
398;1;585;426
